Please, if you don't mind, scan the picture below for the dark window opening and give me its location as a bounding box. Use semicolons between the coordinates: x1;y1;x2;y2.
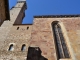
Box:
21;44;26;51
27;47;48;60
8;44;13;51
17;27;19;30
27;27;29;30
52;21;70;59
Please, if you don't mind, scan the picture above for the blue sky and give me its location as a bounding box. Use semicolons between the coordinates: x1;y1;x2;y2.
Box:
9;0;80;24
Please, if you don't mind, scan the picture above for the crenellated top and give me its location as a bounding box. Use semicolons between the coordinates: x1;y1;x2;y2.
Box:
15;0;27;10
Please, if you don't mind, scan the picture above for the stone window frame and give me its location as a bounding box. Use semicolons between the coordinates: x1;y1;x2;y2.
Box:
7;43;15;51
51;21;75;60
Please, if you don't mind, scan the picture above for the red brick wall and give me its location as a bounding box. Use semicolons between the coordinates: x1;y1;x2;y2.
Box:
31;17;80;60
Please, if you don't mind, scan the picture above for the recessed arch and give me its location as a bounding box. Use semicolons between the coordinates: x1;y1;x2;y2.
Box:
51;21;70;59
51;21;59;26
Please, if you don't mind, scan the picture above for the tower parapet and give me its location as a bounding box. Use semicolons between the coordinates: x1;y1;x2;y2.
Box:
12;0;27;24
17;0;27;9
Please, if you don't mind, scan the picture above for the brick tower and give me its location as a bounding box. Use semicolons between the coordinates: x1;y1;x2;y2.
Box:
0;0;32;60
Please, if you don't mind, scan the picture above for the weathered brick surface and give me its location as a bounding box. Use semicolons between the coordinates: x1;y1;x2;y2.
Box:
0;1;80;60
1;16;80;60
30;17;80;60
0;1;27;60
4;25;32;51
0;25;31;60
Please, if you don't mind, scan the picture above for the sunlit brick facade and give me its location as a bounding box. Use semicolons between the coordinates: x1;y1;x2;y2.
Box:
0;0;80;60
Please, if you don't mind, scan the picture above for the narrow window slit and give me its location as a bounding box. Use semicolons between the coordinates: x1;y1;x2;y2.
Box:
27;27;29;30
8;44;14;51
17;27;19;30
21;44;26;51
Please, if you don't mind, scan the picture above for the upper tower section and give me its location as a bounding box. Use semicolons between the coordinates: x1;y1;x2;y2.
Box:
13;0;27;24
0;0;10;25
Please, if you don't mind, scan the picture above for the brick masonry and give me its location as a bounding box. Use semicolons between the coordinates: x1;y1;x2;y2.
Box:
0;16;80;60
0;0;80;60
0;1;28;60
30;17;80;60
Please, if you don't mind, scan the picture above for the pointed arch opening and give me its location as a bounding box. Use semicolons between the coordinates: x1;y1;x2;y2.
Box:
52;21;70;59
8;44;14;51
21;44;26;51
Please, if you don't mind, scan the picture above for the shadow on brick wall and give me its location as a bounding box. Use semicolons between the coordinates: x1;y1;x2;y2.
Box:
26;47;48;60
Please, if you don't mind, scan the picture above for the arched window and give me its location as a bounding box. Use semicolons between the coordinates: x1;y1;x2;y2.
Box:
8;44;14;51
52;21;70;59
21;44;26;51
